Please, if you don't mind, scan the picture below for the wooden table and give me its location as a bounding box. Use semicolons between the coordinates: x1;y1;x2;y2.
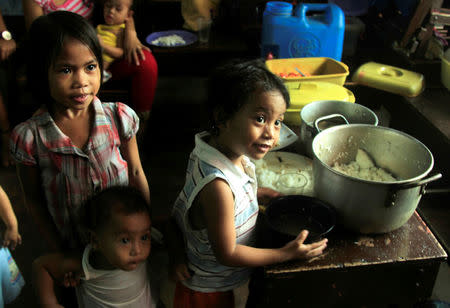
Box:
247;211;447;308
370;86;450;256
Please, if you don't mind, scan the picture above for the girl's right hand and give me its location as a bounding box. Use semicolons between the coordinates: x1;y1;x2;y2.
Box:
169;262;192;282
282;230;328;260
3;227;22;250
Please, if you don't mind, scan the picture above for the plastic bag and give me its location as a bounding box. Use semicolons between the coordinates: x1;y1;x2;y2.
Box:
0;247;25;305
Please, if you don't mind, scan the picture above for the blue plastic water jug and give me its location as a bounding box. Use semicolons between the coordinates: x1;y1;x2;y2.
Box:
261;2;345;60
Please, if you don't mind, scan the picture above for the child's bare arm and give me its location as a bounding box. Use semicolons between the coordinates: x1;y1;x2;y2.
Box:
200;179;328;267
97;30;124;60
22;0;44;30
123;14;150;65
16;164;63;251
33;253;81;307
0;185;21;250
120;135;150;204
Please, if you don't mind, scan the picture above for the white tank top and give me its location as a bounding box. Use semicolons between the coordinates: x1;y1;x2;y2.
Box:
76;244;155;308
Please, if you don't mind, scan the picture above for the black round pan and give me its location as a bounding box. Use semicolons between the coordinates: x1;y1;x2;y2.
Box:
264;195;336;245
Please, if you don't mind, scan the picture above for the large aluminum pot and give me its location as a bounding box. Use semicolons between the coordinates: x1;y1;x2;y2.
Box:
300;100;378;157
312;124;442;234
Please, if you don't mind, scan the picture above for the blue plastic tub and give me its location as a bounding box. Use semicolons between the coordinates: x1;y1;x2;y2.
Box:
261;2;345;61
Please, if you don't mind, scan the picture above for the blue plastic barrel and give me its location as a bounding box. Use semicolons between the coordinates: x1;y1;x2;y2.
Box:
261;2;345;60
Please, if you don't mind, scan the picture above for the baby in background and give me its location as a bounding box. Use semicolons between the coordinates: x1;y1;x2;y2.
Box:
32;186;156;308
96;0;133;82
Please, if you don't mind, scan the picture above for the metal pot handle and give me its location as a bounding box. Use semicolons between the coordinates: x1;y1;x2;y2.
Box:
314;114;349;133
425;188;450;194
385;173;443;207
398;173;443;190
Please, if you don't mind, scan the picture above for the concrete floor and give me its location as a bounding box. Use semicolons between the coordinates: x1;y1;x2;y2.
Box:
1;76;449;307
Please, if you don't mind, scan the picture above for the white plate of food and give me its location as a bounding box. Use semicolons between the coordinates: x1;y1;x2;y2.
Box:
253;151;314;196
271;123;298;151
146;30;198;47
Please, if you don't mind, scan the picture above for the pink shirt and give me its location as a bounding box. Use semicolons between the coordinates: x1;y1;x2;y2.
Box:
10;99;139;245
33;0;94;20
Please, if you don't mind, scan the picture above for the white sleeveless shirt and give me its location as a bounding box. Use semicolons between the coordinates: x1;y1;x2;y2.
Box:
172;132;259;292
76;244;155;308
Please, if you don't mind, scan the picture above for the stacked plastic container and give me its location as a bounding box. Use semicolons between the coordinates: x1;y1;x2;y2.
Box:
265;57;351;125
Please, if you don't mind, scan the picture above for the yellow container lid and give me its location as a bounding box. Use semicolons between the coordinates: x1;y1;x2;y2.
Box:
283;82;355;126
352;62;425;97
289;81;355;109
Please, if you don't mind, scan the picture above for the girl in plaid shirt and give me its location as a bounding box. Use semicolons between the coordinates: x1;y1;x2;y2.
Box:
9;11;150;252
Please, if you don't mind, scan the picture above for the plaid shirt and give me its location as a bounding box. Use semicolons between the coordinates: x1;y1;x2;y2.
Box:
10;98;139;243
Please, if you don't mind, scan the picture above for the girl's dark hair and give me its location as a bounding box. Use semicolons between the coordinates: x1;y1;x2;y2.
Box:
206;58;290;132
79;186;151;234
26;11;103;108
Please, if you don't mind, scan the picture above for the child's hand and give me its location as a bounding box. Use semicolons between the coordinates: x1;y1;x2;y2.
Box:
63;271;80;287
60;257;82;287
3;227;22;250
123;12;150;66
0;38;16;61
257;187;282;206
169;262;191;282
282;230;328;260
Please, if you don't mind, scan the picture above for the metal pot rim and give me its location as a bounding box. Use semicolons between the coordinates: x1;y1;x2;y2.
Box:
312;124;435;185
300;100;379;127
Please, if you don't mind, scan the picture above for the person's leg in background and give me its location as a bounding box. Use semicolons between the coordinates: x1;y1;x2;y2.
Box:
109;49;158;147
